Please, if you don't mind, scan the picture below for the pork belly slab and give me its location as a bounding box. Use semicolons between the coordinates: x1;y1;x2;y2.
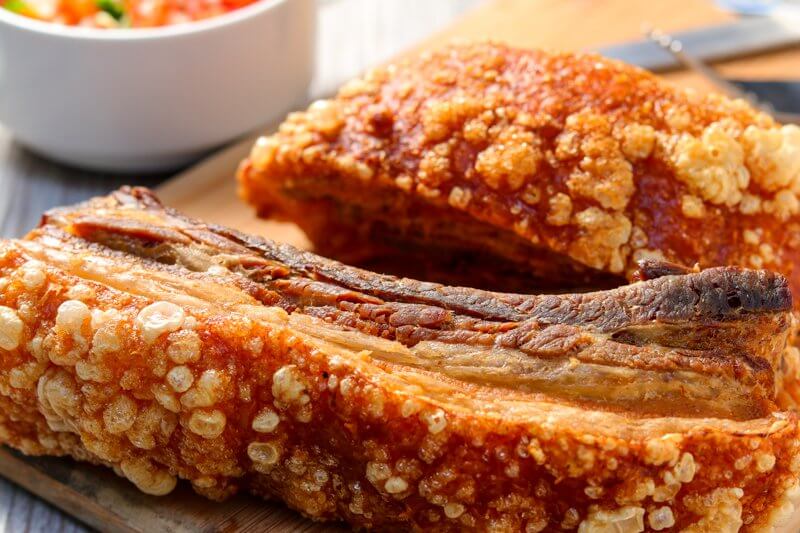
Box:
237;42;800;301
0;187;798;531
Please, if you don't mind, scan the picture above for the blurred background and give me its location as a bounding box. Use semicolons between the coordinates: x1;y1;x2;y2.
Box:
0;0;798;530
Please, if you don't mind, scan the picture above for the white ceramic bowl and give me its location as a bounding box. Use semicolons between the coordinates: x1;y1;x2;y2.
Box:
0;0;315;172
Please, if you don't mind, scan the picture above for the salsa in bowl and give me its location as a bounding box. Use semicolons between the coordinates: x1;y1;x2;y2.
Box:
2;0;260;28
0;0;315;172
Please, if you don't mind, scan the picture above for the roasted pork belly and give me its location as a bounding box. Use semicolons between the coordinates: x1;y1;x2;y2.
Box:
237;42;800;300
0;187;798;531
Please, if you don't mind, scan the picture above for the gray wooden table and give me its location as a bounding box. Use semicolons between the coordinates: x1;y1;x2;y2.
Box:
0;0;480;530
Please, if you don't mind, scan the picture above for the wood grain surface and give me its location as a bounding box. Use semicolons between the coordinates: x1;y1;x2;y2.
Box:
1;0;800;531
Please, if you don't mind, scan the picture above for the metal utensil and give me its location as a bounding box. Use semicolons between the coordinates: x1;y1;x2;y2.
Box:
644;27;800;124
597;17;800;72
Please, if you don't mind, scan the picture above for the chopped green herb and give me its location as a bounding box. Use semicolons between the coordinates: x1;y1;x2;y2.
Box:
3;0;30;14
96;0;125;20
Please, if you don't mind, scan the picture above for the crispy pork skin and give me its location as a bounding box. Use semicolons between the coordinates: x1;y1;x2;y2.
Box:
238;42;800;301
0;188;798;531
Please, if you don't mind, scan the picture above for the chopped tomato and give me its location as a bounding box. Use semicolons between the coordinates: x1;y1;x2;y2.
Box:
60;0;96;23
3;0;257;27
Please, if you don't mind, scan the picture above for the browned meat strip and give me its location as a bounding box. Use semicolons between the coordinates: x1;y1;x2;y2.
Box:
44;187;794;420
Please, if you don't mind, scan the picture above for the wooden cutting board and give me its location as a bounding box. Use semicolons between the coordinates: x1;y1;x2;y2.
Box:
3;0;800;531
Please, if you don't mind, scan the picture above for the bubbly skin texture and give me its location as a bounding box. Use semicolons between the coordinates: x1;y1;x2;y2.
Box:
237;42;800;299
0;188;799;532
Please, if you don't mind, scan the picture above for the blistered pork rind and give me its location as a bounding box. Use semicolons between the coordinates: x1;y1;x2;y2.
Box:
0;188;798;531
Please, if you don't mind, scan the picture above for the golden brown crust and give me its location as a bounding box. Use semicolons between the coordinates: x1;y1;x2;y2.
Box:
237;41;800;301
39;189;797;423
0;189;799;531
